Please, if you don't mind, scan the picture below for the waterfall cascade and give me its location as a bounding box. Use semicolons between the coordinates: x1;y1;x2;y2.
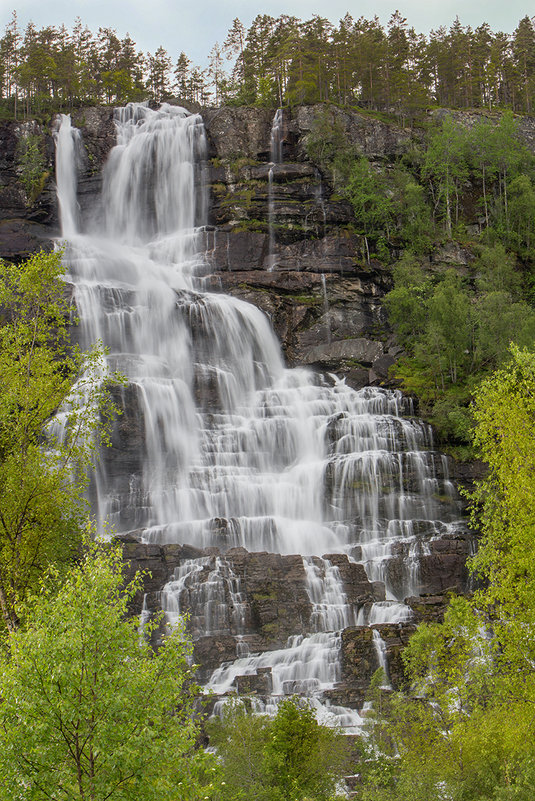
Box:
267;108;283;270
55;103;468;730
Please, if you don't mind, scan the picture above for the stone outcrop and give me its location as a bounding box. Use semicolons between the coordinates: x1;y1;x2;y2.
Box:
0;119;56;258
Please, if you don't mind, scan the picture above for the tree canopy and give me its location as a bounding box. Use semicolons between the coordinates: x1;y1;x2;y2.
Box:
0;539;213;801
0;249;118;633
0;11;533;117
208;697;349;801
355;346;535;801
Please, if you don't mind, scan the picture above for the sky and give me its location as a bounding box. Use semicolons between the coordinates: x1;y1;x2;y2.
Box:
0;0;532;67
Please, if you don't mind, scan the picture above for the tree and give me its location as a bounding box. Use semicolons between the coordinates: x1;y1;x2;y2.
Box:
423;116;469;236
506;173;535;259
357;347;535;801
262;698;347;801
209;697;348;801
0;539;214;801
174;52;191;100
0;250;117;633
421;269;473;386
223;17;246;89
207;42;225;104
343;156;395;262
382;254;432;351
470;346;535;648
147;45;172;102
512;16;535;113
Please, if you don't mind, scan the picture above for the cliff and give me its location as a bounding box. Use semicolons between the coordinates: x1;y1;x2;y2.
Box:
0;103;497;718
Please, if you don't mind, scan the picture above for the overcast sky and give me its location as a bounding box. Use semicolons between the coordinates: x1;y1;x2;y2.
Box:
0;1;532;67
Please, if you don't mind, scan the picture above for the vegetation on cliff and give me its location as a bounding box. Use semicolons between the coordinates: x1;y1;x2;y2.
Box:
0;250;118;633
353;346;535;801
301;105;535;451
0;11;533;117
208;697;349;801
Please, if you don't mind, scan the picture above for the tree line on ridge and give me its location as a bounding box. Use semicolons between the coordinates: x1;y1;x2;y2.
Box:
0;11;534;118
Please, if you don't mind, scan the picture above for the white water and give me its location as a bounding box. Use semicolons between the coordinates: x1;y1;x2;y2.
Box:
267;108;283;270
55;102;465;727
372;629;391;689
54;114;81;238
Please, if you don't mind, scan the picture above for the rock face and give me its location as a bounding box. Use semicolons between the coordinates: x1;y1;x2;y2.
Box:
199;106;409;388
0;120;56;258
119;530;472;706
1;102;480;722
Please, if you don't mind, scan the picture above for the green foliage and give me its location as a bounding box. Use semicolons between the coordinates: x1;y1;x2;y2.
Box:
16;132;47;202
357;347;535;801
392;169;434;253
0;539;214;801
504;173;535;259
303;109;353;174
423;116;470;237
382;254;431;349
208;697;349;801
473;243;522;296
0;250;119;632
384;245;535;446
1;13;535;115
470;346;535;640
342;157;395;262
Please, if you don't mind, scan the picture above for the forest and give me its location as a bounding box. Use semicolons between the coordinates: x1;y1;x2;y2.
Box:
0;11;534;117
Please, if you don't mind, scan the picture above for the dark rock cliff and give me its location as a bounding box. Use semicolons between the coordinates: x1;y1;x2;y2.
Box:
0;103;494;713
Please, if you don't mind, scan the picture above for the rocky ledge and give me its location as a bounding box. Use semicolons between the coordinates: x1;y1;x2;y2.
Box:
118;533;472;704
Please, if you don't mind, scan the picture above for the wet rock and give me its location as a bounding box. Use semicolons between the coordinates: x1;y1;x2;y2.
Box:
72;106;116;174
368;354;397;383
235;668;273;696
340;627;380;686
384;530;472;597
405;593;452;623
194;635;241;676
0;218;53;259
431;241;475;268
203;229;267;271
203;107;274;159
276;233;363;273
227;550;313;648
302;338;384;368
372;623;417;689
99;384;146;517
321;554;377;604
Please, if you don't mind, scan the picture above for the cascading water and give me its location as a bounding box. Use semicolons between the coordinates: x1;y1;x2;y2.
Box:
54;114;81;238
55;102;466;729
267;108;283;270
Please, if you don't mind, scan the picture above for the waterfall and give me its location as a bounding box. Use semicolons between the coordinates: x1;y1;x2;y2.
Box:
267;108;283;271
55;102;466;728
320;273;331;344
54;114;81;237
372;629;391;689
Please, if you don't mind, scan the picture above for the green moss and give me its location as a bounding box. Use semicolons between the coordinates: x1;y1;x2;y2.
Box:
229;156;259;171
292;294;321;305
252;590;277;602
233;219;268;233
261;622;280;636
219;187;255;211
